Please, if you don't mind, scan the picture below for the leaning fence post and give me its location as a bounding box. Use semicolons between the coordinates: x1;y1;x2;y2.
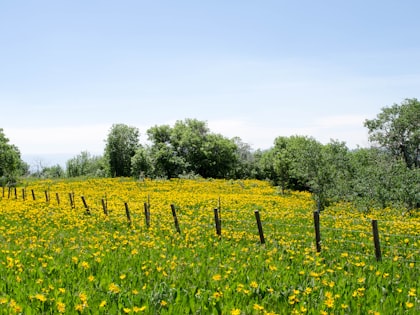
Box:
45;190;50;203
254;210;265;244
81;196;91;215
170;204;181;234
313;211;321;252
214;208;221;236
124;202;132;226
31;189;36;201
372;220;382;261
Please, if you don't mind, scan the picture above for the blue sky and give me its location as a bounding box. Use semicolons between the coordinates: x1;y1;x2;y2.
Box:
1;1;419;167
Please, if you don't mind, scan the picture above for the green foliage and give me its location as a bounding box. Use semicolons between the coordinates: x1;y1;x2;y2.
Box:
146;119;240;179
66;151;106;178
104;124;140;177
364;98;420;168
0;128;25;185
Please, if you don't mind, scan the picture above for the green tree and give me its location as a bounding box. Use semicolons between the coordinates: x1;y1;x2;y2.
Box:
0;128;24;185
147;124;188;178
364;98;420;168
131;146;154;179
66;151;106;177
104;124;140;177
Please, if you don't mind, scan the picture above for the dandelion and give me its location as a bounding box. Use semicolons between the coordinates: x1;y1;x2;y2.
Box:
230;309;241;315
81;261;90;269
34;294;47;302
123;308;131;313
133;306;146;313
253;303;264;311
405;302;414;309
250;281;258;288
408;288;416;297
160;300;168;307
109;283;121;294
120;274;127;280
212;274;222;281
56;301;66;313
99;300;107;308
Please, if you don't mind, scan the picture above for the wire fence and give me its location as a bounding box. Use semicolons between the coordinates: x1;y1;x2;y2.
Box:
1;187;419;265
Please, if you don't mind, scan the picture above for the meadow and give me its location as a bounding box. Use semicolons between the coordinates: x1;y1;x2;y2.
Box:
0;178;418;314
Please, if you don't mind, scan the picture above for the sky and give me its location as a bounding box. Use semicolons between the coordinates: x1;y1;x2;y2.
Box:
1;1;419;168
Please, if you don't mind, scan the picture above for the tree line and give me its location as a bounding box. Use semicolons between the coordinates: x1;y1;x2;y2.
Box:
1;98;419;213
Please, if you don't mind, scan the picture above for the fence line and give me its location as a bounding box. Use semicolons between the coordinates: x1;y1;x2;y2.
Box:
1;188;419;264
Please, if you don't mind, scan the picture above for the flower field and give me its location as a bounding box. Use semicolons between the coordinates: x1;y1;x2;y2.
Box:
0;178;419;314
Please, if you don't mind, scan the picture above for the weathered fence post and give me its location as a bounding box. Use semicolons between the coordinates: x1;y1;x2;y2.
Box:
124;202;132;225
81;196;90;215
31;189;36;201
14;187;17;199
372;220;382;261
313;211;321;252
101;198;108;215
214;208;221;236
45;190;50;203
144;202;150;228
56;193;60;205
69;193;74;209
170;204;181;234
254;210;265;244
22;188;25;201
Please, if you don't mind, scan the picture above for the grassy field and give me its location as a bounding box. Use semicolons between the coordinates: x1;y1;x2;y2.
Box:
0;178;418;314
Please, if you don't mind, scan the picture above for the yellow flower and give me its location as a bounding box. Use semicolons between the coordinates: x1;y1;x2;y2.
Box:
253;303;264;311
99;300;107;308
34;294;47;302
230;309;241;315
408;288;416;297
81;261;90;269
57;302;66;313
212;291;223;299
405;302;414;309
160;300;168;307
133;306;146;313
109;283;121;294
123;308;131;313
212;274;222;281
250;281;258;288
120;274;127;280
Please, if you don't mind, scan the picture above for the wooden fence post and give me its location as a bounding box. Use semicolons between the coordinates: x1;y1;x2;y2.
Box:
45;190;49;203
313;211;321;253
69;193;74;209
170;204;181;234
22;188;26;201
144;202;150;228
81;196;90;215
254;210;265;244
56;193;60;205
372;220;382;262
101;198;108;215
124;202;132;225
14;187;17;199
214;208;221;236
31;189;36;201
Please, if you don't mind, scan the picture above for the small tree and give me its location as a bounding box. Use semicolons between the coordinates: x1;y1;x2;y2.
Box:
0;128;24;185
364;98;420;168
104;124;140;177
